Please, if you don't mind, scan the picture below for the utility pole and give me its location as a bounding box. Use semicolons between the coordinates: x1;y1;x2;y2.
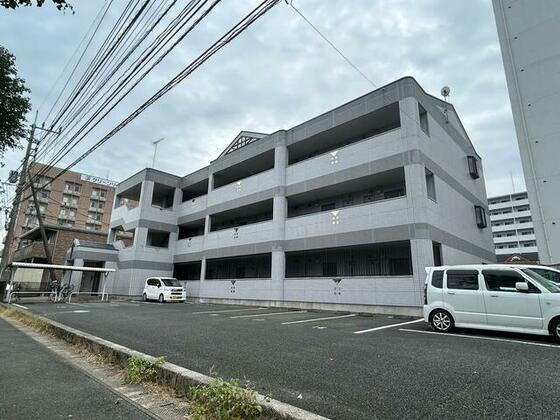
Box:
28;171;57;284
0;111;37;297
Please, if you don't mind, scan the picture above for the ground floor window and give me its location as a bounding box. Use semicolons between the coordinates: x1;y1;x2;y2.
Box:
285;241;413;278
206;253;271;280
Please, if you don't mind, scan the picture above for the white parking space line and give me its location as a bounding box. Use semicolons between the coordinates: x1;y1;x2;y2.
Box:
282;314;357;325
192;307;267;315
400;328;560;349
230;310;307;319
68;302;89;308
12;303;28;310
353;319;423;334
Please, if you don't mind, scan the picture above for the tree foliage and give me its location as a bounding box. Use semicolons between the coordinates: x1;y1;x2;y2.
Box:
0;46;31;158
0;0;72;11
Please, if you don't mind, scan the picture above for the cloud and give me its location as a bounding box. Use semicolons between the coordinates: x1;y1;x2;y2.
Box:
0;0;524;200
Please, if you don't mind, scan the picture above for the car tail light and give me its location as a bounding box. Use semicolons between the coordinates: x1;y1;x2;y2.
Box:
423;283;428;305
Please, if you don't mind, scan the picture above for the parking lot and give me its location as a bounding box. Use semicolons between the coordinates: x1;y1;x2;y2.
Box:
15;301;560;419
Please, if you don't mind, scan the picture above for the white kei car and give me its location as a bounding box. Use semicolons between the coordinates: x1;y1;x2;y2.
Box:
423;264;560;342
142;277;186;303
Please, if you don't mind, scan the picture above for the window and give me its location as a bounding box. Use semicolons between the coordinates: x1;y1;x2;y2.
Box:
432;242;443;266
475;206;487;228
147;278;157;286
65;182;82;194
446;270;479;290
530;269;560;284
425;169;436;201
467;156;479;179
483;269;524;292
431;270;444;288
418;103;429;135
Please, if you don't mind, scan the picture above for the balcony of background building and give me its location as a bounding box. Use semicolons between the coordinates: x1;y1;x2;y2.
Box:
13;242;55;262
287;169;405;219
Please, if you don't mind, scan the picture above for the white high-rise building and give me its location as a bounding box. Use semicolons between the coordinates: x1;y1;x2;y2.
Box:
493;1;560;265
488;191;539;262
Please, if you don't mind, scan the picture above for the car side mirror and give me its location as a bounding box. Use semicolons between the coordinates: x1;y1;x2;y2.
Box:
515;282;529;292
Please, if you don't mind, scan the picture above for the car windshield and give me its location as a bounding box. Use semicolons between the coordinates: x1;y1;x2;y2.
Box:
521;269;560;293
529;268;560;284
161;278;182;287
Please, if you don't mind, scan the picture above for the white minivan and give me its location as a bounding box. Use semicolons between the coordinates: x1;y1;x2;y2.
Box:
142;277;186;303
423;265;560;342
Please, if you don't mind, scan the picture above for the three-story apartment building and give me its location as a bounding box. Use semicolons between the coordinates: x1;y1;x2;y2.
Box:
96;77;495;315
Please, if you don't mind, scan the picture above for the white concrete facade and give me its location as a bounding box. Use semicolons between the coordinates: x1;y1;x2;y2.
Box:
493;0;560;265
98;78;495;315
488;191;538;261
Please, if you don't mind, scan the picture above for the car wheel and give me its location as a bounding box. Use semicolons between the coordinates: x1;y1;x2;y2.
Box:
143;293;147;302
158;294;164;303
430;309;454;332
551;318;560;343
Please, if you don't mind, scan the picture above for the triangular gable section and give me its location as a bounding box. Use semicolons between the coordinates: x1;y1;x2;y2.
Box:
219;131;268;158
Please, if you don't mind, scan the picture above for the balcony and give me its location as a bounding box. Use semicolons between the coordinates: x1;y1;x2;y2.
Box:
285;196;408;241
13;242;54;262
205;220;274;251
489;198;529;210
496;246;538;255
492;222;534;233
207;168;276;207
493;236;519;244
175;235;205;255
111;204;141;226
178;194;207;218
286;128;402;188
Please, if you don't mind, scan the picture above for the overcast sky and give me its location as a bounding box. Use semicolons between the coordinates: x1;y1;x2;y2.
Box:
0;0;525;203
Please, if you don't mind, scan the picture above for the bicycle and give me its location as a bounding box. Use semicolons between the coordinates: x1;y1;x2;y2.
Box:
58;284;74;302
10;284;21;304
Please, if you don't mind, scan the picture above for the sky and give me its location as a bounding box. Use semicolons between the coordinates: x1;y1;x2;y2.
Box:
0;0;526;205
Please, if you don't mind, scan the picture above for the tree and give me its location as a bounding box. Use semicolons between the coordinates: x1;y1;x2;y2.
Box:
0;0;72;11
0;46;31;160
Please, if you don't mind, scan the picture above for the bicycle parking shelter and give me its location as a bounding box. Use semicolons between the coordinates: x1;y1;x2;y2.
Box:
5;262;116;303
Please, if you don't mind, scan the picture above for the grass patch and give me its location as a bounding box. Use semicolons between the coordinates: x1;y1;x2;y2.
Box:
125;355;166;384
0;307;55;335
189;378;262;420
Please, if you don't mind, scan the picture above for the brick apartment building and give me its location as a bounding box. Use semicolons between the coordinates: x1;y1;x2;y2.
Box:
9;162;117;257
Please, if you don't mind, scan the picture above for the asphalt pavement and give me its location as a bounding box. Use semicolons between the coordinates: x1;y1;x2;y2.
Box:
0;317;152;420
19;301;560;419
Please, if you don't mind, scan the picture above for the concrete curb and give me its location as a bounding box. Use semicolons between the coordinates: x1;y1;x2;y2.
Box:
0;303;328;420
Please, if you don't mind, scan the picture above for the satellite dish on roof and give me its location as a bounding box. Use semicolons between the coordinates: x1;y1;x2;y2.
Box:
441;86;451;98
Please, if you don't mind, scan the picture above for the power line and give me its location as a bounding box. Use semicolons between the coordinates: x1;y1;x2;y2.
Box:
13;0;281;209
37;0;113;115
288;0;377;88
35;0;217;175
